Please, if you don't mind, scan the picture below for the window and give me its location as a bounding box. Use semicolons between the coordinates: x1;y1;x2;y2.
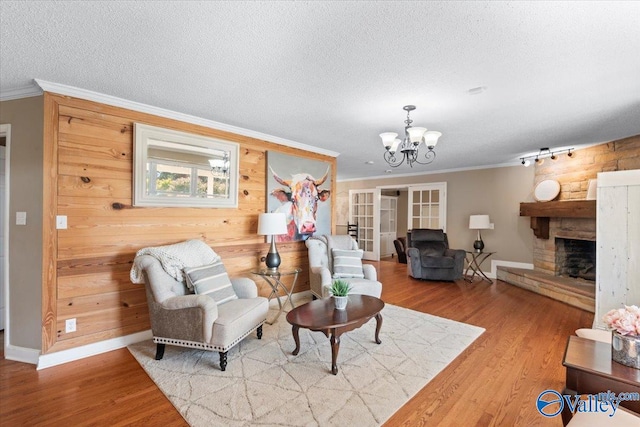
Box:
134;123;238;207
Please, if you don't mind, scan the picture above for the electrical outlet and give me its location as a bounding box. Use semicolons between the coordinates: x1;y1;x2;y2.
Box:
65;318;76;333
56;215;68;229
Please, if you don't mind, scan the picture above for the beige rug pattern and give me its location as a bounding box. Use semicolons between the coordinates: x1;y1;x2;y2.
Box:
128;302;484;426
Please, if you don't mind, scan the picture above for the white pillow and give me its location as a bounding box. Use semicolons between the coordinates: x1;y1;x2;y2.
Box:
332;248;365;279
184;261;238;305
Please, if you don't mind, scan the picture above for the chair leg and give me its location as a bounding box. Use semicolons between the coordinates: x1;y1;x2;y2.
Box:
219;351;227;371
155;343;165;360
257;325;263;339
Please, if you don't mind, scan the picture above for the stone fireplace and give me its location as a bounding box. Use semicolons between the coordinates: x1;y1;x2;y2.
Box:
533;216;596;277
497;138;639;313
497;200;597;312
555;237;596;281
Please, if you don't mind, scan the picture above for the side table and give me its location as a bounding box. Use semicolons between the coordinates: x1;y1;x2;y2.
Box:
464;251;495;283
251;267;301;324
561;335;640;425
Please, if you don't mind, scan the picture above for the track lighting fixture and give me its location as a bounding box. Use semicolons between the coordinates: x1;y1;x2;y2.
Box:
520;147;574;167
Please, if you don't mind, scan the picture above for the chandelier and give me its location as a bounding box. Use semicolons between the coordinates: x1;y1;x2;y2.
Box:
209;153;230;177
379;105;442;168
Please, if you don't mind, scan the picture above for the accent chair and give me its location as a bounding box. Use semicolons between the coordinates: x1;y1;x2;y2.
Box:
407;229;465;281
305;234;382;299
393;236;407;264
134;253;268;371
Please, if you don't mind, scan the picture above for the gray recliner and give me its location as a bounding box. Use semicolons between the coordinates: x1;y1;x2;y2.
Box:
134;254;268;371
305;235;382;299
407;229;465;281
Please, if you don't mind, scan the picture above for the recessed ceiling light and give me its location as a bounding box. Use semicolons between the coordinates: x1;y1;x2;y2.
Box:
385;169;392;173
365;160;374;165
468;86;488;95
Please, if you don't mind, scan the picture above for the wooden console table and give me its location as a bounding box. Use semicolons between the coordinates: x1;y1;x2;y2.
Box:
562;335;640;425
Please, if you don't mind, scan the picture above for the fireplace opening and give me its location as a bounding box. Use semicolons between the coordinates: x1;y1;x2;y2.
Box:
555;238;596;281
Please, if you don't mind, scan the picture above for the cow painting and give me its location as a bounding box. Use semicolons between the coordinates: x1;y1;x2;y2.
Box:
269;166;331;242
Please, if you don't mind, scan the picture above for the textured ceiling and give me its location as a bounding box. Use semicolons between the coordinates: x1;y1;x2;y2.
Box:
1;1;639;180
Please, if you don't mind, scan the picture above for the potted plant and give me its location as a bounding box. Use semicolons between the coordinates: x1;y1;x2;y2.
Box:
330;280;352;310
603;305;640;369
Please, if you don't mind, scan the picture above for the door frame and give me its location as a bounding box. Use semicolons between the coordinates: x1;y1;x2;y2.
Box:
348;188;380;260
350;182;448;260
1;124;11;343
406;182;447;231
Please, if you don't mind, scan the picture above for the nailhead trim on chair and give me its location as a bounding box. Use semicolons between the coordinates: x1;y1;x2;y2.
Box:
153;320;266;353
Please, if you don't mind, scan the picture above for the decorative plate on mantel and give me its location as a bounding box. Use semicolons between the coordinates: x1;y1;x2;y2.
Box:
534;179;561;202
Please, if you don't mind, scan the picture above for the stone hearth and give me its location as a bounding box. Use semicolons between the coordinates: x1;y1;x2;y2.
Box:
497;267;595;312
502;205;597;312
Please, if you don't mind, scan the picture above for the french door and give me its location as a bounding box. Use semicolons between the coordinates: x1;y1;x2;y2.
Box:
348;189;380;260
407;183;447;231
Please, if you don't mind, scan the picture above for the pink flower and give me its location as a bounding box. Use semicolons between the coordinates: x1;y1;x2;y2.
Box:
603;305;640;336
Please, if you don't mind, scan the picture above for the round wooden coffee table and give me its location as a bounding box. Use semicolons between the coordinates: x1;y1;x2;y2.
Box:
285;295;384;375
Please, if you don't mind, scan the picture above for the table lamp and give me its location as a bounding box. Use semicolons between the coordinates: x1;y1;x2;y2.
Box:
469;215;492;253
258;212;288;271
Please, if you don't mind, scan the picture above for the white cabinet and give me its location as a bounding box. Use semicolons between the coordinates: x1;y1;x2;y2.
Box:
380;196;397;257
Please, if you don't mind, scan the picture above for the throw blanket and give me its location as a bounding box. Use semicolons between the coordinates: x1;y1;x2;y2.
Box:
130;239;220;284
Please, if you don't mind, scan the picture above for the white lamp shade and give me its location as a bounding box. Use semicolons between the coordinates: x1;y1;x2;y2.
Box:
423;131;442;148
258;212;288;235
469;215;491;230
390;138;401;153
380;132;398;148
209;158;225;168
406;127;427;143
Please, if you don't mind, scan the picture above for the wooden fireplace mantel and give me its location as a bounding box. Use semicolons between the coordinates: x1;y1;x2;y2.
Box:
519;200;596;239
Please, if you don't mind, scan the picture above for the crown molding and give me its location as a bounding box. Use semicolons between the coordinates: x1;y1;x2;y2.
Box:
0;83;43;101
33;79;339;158
337;161;521;183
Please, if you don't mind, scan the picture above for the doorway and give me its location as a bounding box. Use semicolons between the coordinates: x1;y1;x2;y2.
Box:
0;124;9;332
348;188;380;260
348;183;447;261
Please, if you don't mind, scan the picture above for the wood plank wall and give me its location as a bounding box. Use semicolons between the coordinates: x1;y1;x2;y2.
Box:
42;93;336;354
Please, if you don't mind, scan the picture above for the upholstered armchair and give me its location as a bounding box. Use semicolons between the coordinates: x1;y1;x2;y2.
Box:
305;235;382;299
133;252;268;371
407;229;465;281
393;237;407;264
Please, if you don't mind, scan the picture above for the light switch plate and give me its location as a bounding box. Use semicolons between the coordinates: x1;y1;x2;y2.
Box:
16;211;26;225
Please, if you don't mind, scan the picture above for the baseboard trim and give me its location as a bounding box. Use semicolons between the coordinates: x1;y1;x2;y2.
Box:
4;343;41;365
34;292;313;369
490;260;534;279
37;330;153;370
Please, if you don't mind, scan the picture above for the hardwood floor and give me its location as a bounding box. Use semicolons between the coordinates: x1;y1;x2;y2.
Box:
0;260;593;426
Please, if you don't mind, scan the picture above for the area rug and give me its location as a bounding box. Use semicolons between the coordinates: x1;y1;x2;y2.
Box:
128;300;484;426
